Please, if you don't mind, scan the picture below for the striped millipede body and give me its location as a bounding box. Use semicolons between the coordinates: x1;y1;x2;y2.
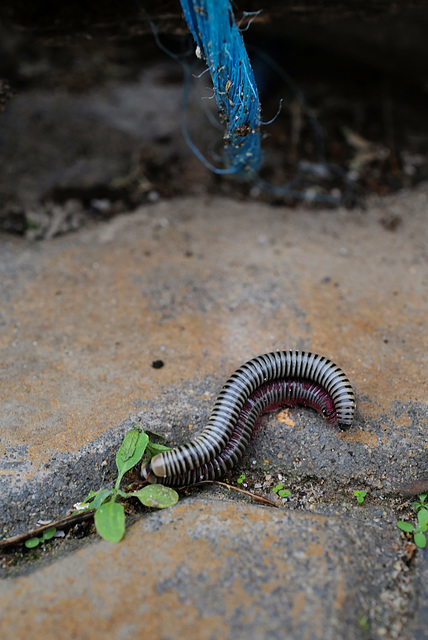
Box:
141;350;356;486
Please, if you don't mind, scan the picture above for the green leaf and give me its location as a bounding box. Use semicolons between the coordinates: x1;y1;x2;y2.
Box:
397;521;415;533
25;537;40;548
94;499;125;543
143;429;168;443
116;429;139;471
354;490;366;504
417;508;428;526
115;429;149;488
357;615;370;633
145;441;172;460
131;485;179;509
414;532;427;549
356;490;366;497
278;489;291;498
93;489;113;509
41;527;56;541
80;489;99;505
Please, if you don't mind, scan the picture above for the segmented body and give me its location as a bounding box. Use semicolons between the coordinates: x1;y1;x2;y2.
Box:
142;379;335;486
141;350;355;486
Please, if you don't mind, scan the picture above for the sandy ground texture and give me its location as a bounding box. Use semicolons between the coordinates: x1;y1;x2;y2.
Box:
0;187;427;639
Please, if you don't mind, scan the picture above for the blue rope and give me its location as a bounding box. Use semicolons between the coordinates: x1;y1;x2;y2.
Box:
179;0;263;178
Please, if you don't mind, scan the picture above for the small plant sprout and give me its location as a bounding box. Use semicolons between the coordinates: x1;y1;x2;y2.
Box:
76;426;178;543
272;483;291;499
237;473;246;485
412;492;427;513
397;493;428;549
354;490;367;505
25;527;56;549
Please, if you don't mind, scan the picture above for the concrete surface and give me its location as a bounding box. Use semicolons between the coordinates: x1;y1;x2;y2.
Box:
0;186;427;638
0;499;398;640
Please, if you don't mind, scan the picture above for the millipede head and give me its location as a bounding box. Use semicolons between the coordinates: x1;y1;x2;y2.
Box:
140;460;157;484
140;453;167;483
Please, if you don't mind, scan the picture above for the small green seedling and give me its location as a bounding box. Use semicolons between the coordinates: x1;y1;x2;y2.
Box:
354;490;367;505
412;492;427;513
272;483;291;499
25;527;56;549
237;473;246;484
76;426;178;543
357;614;370;634
397;493;428;549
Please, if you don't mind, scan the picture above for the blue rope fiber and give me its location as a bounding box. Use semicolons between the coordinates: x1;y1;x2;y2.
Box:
141;1;354;204
179;0;263;178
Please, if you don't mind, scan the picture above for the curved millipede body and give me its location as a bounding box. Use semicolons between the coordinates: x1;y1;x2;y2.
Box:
142;379;336;487
141;350;356;486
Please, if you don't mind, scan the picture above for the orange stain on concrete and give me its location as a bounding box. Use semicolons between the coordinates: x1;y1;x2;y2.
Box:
291;591;307;621
338;430;379;447
277;409;296;426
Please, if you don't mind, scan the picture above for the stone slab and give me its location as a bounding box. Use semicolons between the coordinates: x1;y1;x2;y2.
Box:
0;499;396;640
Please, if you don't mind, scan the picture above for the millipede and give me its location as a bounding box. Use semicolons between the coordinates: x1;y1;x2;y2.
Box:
141;350;356;486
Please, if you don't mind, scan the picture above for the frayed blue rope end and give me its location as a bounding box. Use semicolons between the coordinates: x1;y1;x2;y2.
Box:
180;0;263;178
